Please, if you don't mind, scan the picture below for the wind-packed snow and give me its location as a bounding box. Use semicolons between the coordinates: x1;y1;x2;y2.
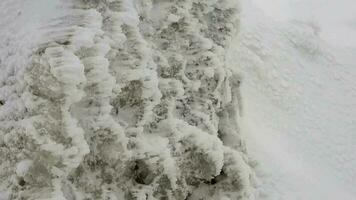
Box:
228;1;356;199
0;0;259;199
1;0;355;200
0;0;65;198
251;0;356;48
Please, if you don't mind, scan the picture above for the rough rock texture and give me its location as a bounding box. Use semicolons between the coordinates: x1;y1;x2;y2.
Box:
0;0;257;199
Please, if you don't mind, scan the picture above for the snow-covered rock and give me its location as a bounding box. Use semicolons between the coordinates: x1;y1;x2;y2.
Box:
0;0;257;199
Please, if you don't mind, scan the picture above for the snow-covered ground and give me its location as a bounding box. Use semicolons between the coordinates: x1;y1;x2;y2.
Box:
1;0;355;199
0;1;65;198
1;1;256;199
229;1;356;199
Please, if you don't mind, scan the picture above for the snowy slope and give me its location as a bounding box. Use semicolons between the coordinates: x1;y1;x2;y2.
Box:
228;1;356;199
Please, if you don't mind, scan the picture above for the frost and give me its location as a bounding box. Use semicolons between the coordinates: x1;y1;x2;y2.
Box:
0;0;257;199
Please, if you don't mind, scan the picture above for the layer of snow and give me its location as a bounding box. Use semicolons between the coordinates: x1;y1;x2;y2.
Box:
1;0;257;199
251;0;356;48
230;1;356;199
1;0;355;199
0;1;65;199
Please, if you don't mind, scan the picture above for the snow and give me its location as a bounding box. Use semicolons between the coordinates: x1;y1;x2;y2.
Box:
251;0;356;48
1;0;256;199
230;1;356;199
1;0;355;199
0;1;66;199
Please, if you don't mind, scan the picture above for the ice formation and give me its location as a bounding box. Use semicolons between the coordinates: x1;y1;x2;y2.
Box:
0;0;258;199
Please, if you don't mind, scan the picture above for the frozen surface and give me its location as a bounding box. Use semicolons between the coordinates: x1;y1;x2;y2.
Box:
0;0;65;198
1;0;355;199
251;0;356;47
0;0;257;199
229;1;356;199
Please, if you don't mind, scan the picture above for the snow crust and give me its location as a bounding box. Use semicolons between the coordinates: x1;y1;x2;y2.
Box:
1;0;355;200
229;1;356;199
0;0;258;199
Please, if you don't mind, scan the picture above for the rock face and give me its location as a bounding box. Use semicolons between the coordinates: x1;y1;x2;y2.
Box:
0;0;257;199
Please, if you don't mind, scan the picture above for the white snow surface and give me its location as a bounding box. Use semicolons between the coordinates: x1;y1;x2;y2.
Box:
1;0;255;199
0;0;64;196
229;1;356;199
1;0;356;199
